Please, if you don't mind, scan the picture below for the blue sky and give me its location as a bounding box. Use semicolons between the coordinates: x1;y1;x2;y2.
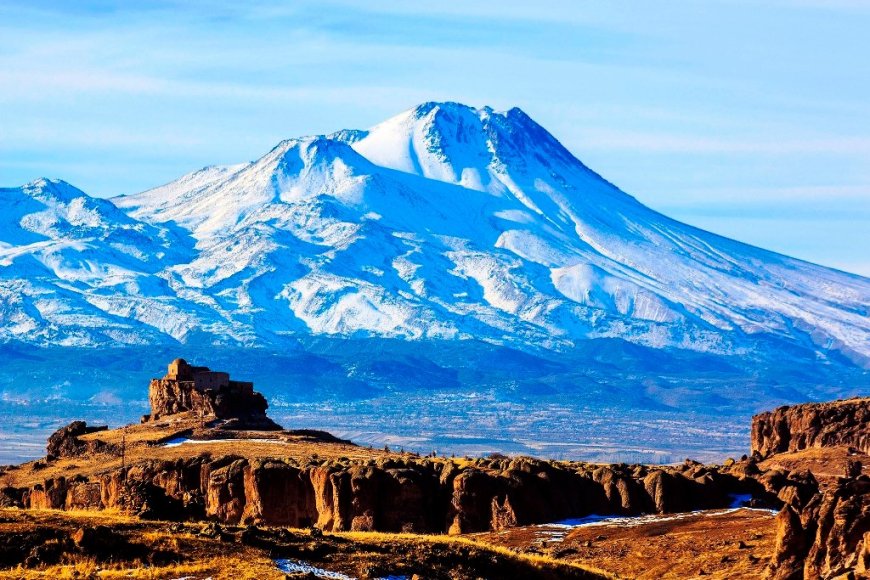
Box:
1;1;868;275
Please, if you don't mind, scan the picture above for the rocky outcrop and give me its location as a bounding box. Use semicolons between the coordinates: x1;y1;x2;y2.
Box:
144;359;281;430
0;487;24;508
62;476;105;510
25;478;69;510
46;421;113;460
752;398;870;458
768;477;870;580
13;453;800;535
19;378;864;547
241;460;318;527
205;458;248;523
769;505;808;580
805;478;870;578
768;477;870;578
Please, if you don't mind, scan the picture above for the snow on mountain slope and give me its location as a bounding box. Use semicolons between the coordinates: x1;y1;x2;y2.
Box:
342;103;870;362
0;179;243;345
4;103;869;367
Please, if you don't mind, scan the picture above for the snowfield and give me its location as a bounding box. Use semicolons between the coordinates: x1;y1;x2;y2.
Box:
0;102;868;368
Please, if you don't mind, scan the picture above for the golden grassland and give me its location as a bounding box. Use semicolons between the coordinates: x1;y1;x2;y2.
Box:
0;415;606;491
335;530;614;578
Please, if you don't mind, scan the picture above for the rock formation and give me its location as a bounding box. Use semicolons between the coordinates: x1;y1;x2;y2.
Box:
143;358;281;430
757;398;870;578
751;397;870;458
11;376;870;574
9;452;805;535
46;421;113;460
768;477;870;579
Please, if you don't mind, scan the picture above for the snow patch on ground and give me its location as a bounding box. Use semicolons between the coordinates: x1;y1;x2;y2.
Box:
273;559;354;579
162;437;283;448
547;506;778;532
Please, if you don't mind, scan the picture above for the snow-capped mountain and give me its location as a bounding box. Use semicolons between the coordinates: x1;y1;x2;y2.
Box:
3;103;869;367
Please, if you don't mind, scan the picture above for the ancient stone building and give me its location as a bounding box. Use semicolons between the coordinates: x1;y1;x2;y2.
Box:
143;358;280;430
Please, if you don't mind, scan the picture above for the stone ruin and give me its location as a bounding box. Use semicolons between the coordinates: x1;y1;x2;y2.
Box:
142;358;281;430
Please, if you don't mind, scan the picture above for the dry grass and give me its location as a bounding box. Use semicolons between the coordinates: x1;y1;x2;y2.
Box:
5;556;284;579
0;509;611;580
335;530;615;578
0;509;289;579
474;507;778;580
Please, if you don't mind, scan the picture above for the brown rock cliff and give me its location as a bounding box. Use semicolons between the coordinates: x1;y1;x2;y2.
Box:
768;477;870;579
144;358;280;430
11;453;804;535
752;397;870;458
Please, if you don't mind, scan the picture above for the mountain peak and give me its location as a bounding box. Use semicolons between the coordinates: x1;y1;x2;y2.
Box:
22;177;81;197
344;101;613;209
409;100;481;119
12;101;861;367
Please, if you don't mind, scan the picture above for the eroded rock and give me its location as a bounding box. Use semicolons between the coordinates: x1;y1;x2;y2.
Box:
46;421;113;460
144;358;281;430
752;397;870;458
768;478;870;578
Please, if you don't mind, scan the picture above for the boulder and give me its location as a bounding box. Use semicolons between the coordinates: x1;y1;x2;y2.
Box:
46;421;112;460
72;525;121;553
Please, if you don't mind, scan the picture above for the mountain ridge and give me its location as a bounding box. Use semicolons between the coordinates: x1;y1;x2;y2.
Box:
1;102;867;369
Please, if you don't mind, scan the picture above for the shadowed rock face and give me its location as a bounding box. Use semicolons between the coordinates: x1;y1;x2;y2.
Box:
768;478;870;579
751;398;870;458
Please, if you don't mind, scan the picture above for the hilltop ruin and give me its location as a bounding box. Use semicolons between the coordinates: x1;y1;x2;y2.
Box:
142;358;281;430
